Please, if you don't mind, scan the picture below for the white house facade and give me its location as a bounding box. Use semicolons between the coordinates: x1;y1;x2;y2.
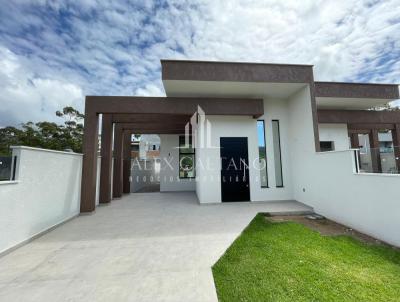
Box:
72;60;400;245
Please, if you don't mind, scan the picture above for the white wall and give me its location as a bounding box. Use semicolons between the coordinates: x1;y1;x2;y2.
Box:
257;98;293;200
130;159;159;192
283;86;400;247
287;86;319;202
159;135;196;192
300;150;400;247
318;124;349;151
196;116;259;203
0;147;83;254
195;113;294;203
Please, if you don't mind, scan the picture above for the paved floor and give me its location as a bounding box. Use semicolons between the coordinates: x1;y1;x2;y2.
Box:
135;183;160;193
0;192;312;302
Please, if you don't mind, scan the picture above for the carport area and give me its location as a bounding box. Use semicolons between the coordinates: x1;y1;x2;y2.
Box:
0;192;312;302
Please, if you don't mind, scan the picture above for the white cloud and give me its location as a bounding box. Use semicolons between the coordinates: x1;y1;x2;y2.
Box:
0;47;83;127
0;0;399;125
134;83;165;97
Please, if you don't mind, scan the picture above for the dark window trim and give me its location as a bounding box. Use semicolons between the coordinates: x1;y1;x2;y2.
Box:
320;141;335;152
272;120;284;188
179;136;195;179
257;120;269;188
11;156;17;181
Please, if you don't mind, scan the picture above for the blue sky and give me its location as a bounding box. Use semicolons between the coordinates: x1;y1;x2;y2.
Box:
0;0;399;126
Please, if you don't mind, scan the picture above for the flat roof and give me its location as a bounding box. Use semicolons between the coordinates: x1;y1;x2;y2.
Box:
161;59;314;83
161;59;399;100
161;59;313;67
315;82;399;100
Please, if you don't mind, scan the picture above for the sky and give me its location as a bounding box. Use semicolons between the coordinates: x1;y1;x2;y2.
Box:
0;0;399;127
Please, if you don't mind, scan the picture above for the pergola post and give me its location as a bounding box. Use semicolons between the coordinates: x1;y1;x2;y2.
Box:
79;96;264;213
99;114;113;204
349;133;360;148
392;124;400;172
369;129;382;173
113;125;123;198
123;131;131;194
80;110;99;213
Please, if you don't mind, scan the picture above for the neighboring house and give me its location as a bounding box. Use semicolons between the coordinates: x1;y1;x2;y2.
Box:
138;134;160;159
81;60;400;214
130;135;160;159
355;131;398;173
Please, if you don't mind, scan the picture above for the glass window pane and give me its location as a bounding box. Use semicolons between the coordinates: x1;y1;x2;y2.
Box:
257;120;268;187
179;136;194;153
179;154;195;178
272;120;283;187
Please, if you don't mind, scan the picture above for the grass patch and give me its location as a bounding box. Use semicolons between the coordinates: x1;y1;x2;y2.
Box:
212;214;400;302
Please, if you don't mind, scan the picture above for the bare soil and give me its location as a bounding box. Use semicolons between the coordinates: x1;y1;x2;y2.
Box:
266;214;389;246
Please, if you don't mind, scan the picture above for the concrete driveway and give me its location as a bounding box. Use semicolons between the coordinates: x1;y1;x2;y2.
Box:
0;192;312;302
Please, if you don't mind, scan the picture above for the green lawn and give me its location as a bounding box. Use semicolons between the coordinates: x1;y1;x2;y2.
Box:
212;214;400;302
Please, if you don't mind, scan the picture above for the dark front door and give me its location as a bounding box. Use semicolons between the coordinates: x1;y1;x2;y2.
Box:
220;137;250;202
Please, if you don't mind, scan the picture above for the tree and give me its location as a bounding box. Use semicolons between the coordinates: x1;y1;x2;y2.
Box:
370;103;400;111
0;107;84;156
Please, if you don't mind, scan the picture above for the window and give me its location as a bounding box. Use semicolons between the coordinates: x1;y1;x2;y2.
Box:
179;136;195;178
257;120;268;187
272;120;283;187
320;141;335;152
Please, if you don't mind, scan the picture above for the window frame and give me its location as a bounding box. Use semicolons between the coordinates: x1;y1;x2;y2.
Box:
257;120;269;188
179;136;195;179
320;141;335;152
272;120;284;188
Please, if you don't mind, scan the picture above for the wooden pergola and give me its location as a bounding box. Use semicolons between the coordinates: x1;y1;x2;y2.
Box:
318;109;400;173
80;96;264;213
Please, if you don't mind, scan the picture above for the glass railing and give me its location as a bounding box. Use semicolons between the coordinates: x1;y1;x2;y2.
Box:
355;146;400;174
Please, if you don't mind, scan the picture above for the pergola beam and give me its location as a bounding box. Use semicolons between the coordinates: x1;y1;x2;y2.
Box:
348;123;395;130
81;96;264;213
112;113;191;123
117;122;187;131
86;96;264;117
318;110;400;124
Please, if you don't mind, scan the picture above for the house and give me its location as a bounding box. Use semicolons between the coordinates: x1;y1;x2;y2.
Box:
130;134;160;160
81;60;399;234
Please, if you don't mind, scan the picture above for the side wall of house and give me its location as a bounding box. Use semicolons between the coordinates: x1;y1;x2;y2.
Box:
0;147;85;254
318;123;349;151
284;86;400;247
287;86;317;202
159;134;196;192
303;150;400;247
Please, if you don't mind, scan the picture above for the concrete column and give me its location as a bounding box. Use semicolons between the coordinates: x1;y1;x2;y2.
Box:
99;114;113;204
391;124;400;172
369;129;382;173
113;125;123;198
349;132;361;171
123;131;131;194
80;110;99;213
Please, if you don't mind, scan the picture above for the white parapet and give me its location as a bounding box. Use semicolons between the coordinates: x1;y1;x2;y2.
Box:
0;146;83;254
